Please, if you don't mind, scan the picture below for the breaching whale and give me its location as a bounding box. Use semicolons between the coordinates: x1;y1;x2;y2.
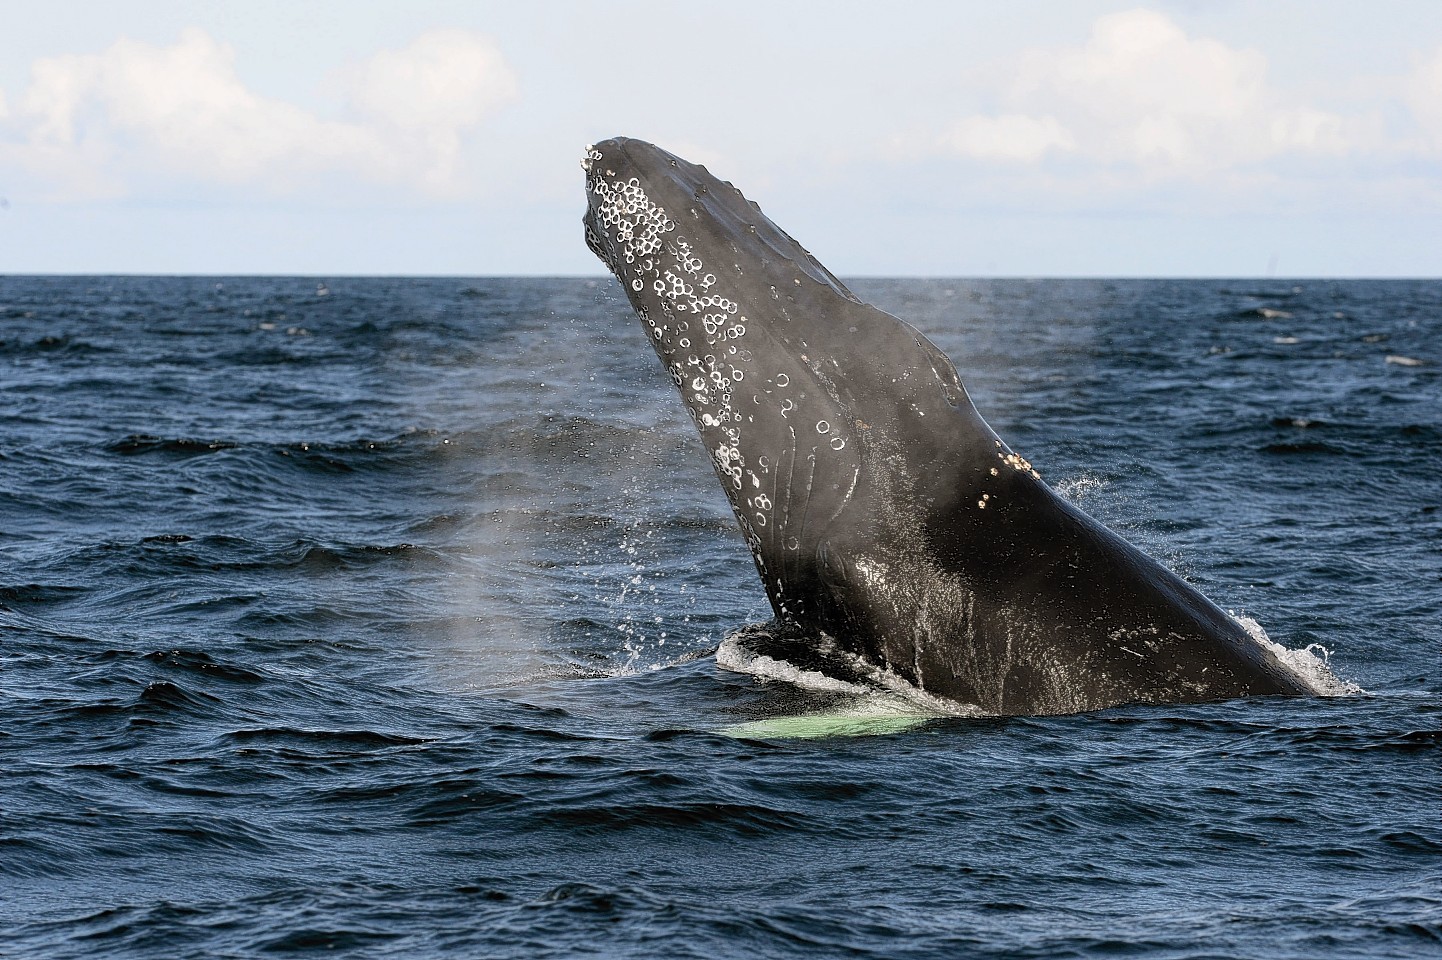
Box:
581;136;1312;716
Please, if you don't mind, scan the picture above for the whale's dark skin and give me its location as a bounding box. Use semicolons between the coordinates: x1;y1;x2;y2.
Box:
581;136;1311;716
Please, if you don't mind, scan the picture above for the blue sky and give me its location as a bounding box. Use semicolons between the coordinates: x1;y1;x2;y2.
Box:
1;1;1438;276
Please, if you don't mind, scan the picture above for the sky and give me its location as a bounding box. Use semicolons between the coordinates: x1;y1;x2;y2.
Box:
1;1;1439;277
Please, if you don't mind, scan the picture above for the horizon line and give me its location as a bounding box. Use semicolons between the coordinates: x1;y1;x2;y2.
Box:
2;272;1438;282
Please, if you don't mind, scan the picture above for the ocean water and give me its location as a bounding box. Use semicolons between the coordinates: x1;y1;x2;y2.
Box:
1;275;1438;958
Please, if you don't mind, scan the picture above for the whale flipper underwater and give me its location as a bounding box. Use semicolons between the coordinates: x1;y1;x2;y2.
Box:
581;136;1314;717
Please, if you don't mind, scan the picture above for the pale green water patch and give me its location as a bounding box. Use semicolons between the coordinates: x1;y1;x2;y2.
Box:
720;707;936;740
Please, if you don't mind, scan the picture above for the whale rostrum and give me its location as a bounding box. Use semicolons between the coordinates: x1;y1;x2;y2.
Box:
581;136;1312;716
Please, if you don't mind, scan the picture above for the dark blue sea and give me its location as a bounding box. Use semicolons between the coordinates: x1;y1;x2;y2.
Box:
2;276;1438;958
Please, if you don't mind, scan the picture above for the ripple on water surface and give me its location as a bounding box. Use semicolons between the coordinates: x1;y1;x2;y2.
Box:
1;277;1438;959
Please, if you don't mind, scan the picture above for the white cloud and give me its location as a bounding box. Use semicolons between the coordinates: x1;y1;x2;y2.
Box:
1;27;518;199
19;29;379;185
344;29;519;189
1405;45;1442;150
942;8;1354;175
348;29;517;131
943;114;1074;163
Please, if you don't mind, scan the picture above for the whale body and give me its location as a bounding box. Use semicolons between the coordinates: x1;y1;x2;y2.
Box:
581;136;1311;716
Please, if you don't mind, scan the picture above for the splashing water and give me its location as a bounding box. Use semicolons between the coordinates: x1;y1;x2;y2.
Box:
1232;613;1363;697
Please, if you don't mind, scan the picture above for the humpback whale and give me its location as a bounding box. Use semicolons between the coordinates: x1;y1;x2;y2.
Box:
581;136;1312;716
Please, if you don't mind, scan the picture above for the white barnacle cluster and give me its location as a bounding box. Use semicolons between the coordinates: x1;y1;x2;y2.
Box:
975;440;1042;510
1000;450;1041;480
586;143;853;556
588;150;768;543
590;175;675;270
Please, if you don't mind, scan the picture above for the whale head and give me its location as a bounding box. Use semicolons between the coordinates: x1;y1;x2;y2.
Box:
581;137;1008;626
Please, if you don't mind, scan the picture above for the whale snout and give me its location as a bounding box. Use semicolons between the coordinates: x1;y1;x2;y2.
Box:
580;138;688;281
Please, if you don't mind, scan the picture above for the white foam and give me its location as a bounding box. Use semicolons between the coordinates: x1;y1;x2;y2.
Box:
716;630;980;717
1230;613;1363;697
716;630;960;738
715;633;871;694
